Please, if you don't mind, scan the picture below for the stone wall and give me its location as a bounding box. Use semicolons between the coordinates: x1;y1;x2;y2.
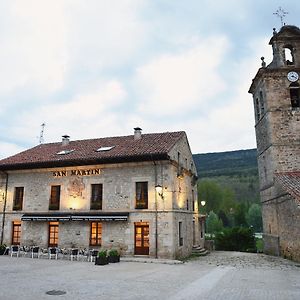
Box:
0;148;201;259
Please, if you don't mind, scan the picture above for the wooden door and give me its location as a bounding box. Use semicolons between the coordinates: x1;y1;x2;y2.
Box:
134;223;149;255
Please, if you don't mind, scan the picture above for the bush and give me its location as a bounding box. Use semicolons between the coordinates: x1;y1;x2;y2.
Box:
98;249;107;258
108;249;119;257
0;244;7;255
215;227;256;252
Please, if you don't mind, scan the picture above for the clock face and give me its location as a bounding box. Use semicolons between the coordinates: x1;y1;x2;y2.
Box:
287;71;299;82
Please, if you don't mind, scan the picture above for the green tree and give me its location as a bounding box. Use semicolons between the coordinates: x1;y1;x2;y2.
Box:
233;203;248;227
198;180;223;213
246;203;263;232
206;211;223;234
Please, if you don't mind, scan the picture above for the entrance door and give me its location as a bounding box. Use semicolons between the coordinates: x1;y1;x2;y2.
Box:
134;222;149;255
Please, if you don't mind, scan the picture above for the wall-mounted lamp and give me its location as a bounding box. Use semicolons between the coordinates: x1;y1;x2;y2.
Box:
0;189;4;200
200;200;206;206
155;184;164;200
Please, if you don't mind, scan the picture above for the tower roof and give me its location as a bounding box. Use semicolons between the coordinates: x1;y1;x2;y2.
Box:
269;25;300;44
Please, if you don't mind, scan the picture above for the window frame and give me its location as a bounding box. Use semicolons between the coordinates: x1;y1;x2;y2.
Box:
49;185;61;210
11;221;21;245
90;222;102;246
90;184;103;210
135;182;148;209
179;221;183;246
48;222;59;247
13;187;24;211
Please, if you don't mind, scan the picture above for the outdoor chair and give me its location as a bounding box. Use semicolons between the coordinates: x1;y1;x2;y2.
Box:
48;247;58;260
10;245;20;257
31;246;40;258
70;248;79;261
89;249;99;262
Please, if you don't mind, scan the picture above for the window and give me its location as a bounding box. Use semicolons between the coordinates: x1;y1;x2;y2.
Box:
135;182;148;209
290;82;300;108
179;222;183;246
49;186;60;210
259;91;265;115
192;190;195;212
186;199;189;211
12;221;21;245
90;184;103;210
48;222;59;247
255;98;260;120
284;46;294;65
13;187;24;211
90;222;102;246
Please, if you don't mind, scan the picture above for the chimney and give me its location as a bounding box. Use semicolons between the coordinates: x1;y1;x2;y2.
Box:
62;135;70;146
134;127;142;140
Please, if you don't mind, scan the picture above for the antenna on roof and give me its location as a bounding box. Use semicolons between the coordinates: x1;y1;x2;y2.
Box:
39;123;46;144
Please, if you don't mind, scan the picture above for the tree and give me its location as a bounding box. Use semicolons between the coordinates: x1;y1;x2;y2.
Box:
233;203;248;227
197;180;223;213
206;211;223;234
246;203;263;232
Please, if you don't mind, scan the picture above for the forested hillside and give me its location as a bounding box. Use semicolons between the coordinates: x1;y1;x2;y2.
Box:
193;149;258;178
193;149;262;231
192;149;260;204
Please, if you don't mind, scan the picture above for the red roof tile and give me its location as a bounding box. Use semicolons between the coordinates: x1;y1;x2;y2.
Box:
275;172;300;201
0;131;186;170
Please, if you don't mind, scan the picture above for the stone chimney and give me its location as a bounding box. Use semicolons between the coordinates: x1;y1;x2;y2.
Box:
62;135;70;146
134;127;142;140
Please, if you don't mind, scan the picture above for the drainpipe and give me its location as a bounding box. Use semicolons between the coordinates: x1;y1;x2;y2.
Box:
0;171;9;245
153;160;158;259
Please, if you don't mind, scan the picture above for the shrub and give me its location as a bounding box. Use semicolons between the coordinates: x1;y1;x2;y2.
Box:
98;249;107;258
108;249;119;257
0;244;7;255
215;227;256;252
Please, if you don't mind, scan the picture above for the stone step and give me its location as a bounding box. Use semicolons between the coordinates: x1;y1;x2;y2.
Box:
191;249;209;256
191;246;209;256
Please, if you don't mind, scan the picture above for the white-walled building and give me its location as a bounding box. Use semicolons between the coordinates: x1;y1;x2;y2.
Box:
0;128;204;259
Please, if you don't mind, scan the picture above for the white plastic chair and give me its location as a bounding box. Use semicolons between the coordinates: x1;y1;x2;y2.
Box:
48;247;58;260
10;245;19;257
31;246;40;258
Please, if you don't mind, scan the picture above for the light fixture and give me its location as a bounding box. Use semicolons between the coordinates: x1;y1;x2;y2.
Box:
155;184;164;199
0;189;4;200
200;200;206;206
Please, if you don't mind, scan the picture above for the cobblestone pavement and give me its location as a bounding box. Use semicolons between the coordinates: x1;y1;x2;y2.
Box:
0;251;299;300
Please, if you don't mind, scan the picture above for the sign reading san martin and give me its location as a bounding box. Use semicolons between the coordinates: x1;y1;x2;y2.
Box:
52;168;101;177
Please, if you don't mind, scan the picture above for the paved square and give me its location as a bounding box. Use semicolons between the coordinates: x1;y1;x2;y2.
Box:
0;251;299;300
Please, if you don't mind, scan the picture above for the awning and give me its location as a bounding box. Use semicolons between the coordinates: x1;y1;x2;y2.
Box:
21;213;71;222
21;212;129;222
71;215;128;221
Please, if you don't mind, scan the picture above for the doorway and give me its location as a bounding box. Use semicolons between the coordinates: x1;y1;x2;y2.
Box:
134;222;149;255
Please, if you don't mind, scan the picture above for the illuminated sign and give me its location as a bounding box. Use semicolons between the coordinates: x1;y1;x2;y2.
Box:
52;168;101;177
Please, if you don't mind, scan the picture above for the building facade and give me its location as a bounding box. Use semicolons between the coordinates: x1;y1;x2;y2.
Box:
249;26;300;262
0;129;204;259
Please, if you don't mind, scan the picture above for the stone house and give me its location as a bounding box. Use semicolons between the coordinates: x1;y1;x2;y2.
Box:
249;25;300;262
0;128;204;259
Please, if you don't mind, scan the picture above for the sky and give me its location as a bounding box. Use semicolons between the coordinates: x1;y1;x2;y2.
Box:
1;0;300;159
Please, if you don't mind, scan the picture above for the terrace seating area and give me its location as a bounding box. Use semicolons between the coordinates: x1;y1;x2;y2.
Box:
8;245;101;262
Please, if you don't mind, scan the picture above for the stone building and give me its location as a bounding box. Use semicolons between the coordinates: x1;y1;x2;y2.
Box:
0;128;204;259
249;25;300;261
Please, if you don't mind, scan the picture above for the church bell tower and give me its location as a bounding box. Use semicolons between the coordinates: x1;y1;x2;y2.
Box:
249;25;300;260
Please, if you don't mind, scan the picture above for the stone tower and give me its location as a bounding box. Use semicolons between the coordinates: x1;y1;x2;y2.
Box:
249;25;300;261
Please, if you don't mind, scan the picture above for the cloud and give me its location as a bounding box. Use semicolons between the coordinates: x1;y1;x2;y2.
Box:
0;142;25;160
134;35;230;116
0;0;68;95
9;79;128;145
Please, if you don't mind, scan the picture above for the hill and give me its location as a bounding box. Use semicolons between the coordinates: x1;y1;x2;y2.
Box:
193;149;260;204
193;149;258;178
